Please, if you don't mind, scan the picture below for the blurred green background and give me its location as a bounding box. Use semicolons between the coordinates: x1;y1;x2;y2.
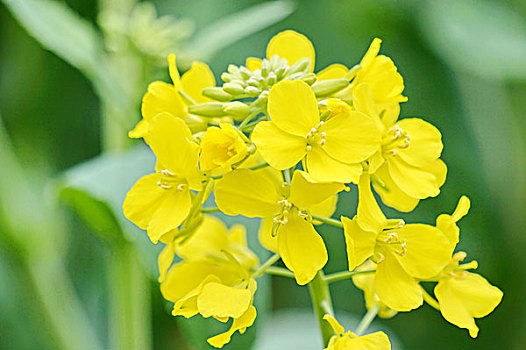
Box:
1;0;525;349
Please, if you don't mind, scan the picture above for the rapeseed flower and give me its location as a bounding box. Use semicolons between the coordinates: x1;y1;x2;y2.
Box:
323;314;391;350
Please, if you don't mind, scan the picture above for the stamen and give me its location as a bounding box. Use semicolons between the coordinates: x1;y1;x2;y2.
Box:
319;139;326;146
320;131;326;138
176;184;187;191
306;145;312;151
157;181;172;190
161;169;175;177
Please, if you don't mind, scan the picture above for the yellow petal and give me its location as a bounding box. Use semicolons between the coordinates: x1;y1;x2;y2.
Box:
436;196;470;248
175;215;229;260
278;211;328;285
375;248;423;312
372;164;419;212
147;187;192;243
357;173;387;233
245;57;262;71
435;272;503;338
148;113;201;189
395;224;452;279
172;274;221;318
323;314;345;335
348;331;392;350
168;54;183;90
360;38;382;68
317;64;348;80
267;30;315;71
123;173;166;231
258;217;278;252
352;83;384;133
158;242;175;282
305;146;362;183
267;80;319;136
181;62;216;103
207;305;257;348
452;195;470;222
215;168;281;218
289;170;346;209
197;282;252;318
342;216;377;271
161;261;217;302
251;121;306;170
141;81;186;121
386;156;440;199
310;195;338;222
397;118;443;167
322;110;381;164
128;118;149;139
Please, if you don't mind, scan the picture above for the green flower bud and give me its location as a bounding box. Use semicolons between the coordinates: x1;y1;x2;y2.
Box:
202;87;233;102
188;102;226;117
289;58;312;75
223;102;250;119
223;83;245;95
300;73;317;85
311;79;349;97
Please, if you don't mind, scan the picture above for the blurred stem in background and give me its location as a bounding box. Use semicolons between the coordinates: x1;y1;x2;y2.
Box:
0;120;104;350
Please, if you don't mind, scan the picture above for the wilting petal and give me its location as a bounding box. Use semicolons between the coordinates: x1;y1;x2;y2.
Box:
207;305;257;348
267;30;315;71
305;146;362;183
267;80;319;136
278;213;328;285
322;111;381;164
394;224;452;279
215;169;281;218
342;216;377;271
435;272;503;338
251;121;306;170
397;118;443;167
375;248;423;312
289;170;346;209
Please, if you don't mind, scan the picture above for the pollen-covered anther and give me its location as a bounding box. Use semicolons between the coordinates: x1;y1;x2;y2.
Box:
161;169;175;177
386;149;397;156
277;199;292;208
297;210;309;219
176;184;187;191
157;180;172;190
306;145;312;152
384;232;399;243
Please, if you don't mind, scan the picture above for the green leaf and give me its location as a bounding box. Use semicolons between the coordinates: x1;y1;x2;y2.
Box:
182;0;296;64
55;145;161;277
418;0;526;80
3;0;125;106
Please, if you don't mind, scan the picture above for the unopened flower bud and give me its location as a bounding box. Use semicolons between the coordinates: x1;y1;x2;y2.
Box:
187;102;226;117
312;79;349;97
223;102;250;119
300;73;317;85
202;87;233;102
289;58;312;75
223;83;245;95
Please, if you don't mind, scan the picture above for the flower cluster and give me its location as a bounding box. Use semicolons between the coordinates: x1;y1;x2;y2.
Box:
123;30;502;348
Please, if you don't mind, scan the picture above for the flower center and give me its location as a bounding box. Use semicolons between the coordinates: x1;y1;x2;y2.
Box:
305;121;326;151
377;230;407;256
157;169;188;191
382;124;410;156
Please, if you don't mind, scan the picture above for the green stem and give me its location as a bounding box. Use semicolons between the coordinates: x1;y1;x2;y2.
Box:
355;305;379;335
108;243;152;350
324;269;376;284
265;266;295;278
201;207;221;213
26;258;104;350
311;215;343;228
251;253;280;279
308;271;335;347
211;163;269;179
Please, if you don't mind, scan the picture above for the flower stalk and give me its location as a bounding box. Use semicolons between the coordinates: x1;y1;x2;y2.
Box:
308;270;335;347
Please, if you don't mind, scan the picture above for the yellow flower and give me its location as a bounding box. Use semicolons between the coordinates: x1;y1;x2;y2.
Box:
199;123;249;171
215;168;347;284
252;80;381;183
342;173;452;311
352;83;446;212
430;196;503;338
246;30;315;72
159;215;259;348
351;260;397;319
123;113;201;243
323;314;391;350
129;54;214;138
434;252;503;338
